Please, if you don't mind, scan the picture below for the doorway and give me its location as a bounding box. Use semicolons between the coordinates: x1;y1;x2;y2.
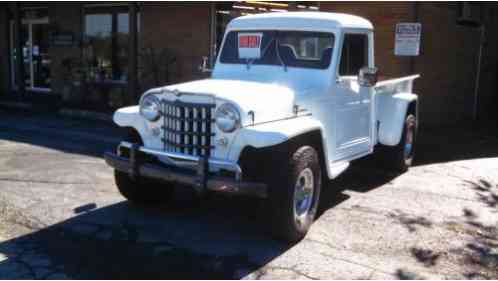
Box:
10;16;51;93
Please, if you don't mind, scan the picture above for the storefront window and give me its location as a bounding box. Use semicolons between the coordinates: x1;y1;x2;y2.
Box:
9;7;51;92
83;8;131;82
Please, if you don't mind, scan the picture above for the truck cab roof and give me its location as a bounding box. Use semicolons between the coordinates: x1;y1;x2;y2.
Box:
228;12;373;31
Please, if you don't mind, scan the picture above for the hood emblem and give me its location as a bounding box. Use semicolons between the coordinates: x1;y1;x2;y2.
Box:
172;89;182;97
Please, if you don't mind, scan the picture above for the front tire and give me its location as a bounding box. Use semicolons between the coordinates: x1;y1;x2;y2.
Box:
268;146;322;242
114;129;175;205
115;170;174;205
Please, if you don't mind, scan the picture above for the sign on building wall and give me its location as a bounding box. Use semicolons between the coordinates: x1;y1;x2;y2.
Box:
395;23;422;56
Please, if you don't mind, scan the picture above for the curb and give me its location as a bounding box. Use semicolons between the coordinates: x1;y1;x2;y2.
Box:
0;101;113;123
58;108;113;122
0;101;34;110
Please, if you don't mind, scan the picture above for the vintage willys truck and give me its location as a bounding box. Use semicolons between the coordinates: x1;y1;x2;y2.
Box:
104;12;419;242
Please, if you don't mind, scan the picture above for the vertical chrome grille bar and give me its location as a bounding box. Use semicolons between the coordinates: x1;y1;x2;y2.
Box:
184;107;189;154
200;108;205;156
196;108;202;156
168;105;173;152
162;101;166;151
176;106;180;153
166;104;170;152
180;106;185;154
160;99;214;157
166;105;170;152
192;108;198;156
188;107;194;155
207;107;213;157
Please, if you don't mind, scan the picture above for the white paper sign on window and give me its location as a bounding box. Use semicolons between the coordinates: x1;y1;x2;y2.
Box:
395;23;422;56
238;33;263;59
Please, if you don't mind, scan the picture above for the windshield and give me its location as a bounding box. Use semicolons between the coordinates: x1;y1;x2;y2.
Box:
219;30;335;69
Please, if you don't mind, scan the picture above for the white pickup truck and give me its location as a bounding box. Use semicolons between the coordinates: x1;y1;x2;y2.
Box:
104;12;419;242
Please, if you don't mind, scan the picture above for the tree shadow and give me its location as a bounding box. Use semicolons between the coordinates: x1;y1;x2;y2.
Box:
464;179;498;210
460;220;498;279
441;206;498;279
395;268;425;280
387;210;433;233
410;248;441;267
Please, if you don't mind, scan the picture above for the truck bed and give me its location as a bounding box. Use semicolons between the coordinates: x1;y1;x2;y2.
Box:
375;74;420;94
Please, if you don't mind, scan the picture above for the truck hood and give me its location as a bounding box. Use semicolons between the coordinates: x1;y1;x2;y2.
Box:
156;79;296;126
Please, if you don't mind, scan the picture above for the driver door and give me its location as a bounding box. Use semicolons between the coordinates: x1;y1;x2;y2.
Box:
332;32;374;161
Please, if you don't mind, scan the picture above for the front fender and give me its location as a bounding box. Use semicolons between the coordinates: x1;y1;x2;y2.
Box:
113;106;140;127
227;116;325;161
113;106;164;149
376;93;417;146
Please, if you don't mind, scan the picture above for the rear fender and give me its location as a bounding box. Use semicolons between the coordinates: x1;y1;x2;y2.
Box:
376;93;417;146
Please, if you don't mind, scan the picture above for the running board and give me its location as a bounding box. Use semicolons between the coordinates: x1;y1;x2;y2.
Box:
328;161;350;179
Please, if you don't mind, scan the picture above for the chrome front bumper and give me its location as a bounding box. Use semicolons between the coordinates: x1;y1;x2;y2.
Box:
104;142;268;198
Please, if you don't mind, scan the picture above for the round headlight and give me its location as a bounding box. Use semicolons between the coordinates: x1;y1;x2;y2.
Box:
215;103;241;133
139;93;161;121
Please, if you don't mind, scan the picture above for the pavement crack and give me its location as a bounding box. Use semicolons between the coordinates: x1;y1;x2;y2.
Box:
306;238;392;275
0;177;91;185
260;265;320;280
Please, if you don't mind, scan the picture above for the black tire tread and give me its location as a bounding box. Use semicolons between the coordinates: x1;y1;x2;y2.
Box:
115;170;174;205
379;114;417;173
268;145;322;242
113;129;174;205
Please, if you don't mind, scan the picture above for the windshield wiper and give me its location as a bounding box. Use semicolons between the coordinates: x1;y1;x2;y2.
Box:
246;35;275;70
275;34;288;72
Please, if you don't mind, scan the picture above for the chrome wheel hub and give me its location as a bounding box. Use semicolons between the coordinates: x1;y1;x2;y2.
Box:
293;168;315;225
404;120;415;159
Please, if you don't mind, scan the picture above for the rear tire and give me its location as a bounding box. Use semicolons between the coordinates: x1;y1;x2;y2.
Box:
381;114;417;172
268;146;322;243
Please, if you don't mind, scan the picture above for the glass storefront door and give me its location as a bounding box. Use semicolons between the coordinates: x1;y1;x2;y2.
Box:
10;16;51;92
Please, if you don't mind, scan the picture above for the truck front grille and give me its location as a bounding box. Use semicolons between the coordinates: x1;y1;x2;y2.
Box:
161;100;215;157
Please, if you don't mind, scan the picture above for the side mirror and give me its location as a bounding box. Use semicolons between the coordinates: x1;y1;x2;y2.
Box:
358;67;378;87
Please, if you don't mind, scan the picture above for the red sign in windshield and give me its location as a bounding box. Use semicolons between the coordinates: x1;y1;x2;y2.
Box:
239;35;261;48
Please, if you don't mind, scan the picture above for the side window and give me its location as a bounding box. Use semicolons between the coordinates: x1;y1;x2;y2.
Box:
339;33;368;76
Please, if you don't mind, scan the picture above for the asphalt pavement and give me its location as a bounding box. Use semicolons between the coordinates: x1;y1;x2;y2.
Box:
0;110;496;279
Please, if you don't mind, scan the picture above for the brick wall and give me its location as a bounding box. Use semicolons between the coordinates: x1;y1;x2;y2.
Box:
413;3;480;124
475;4;498;121
140;3;211;90
46;3;83;102
320;2;498;125
320;2;415;79
0;3;495;123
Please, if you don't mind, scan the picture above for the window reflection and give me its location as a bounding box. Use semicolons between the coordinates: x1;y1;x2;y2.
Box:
83;9;132;82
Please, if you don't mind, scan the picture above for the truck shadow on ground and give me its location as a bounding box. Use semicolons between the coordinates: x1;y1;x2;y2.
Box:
0;162;386;280
0;184;354;279
0;197;280;279
1;113;497;278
